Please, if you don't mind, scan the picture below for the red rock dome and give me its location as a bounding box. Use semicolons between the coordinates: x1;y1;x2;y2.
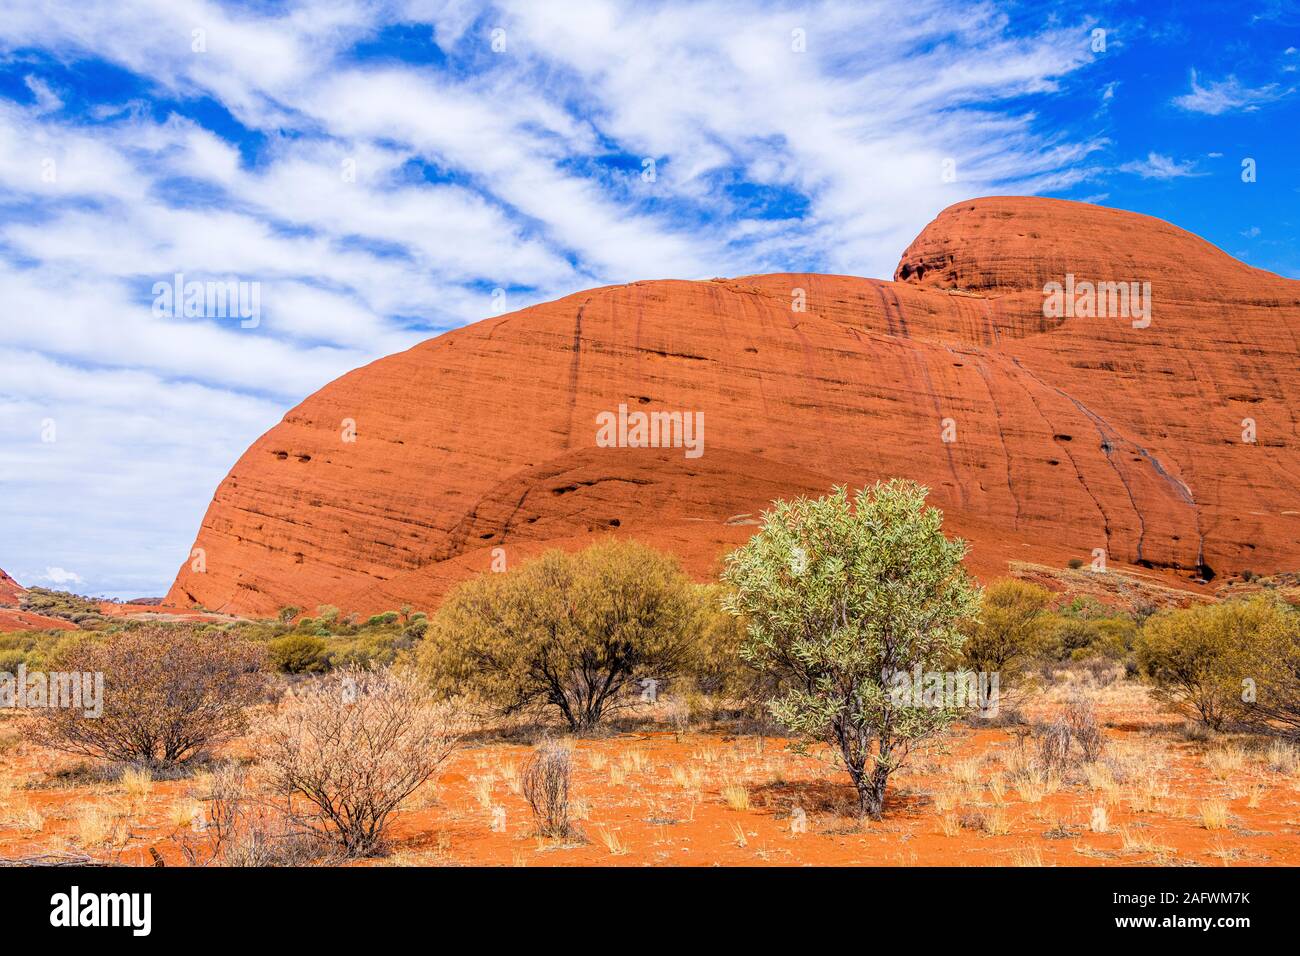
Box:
167;197;1300;616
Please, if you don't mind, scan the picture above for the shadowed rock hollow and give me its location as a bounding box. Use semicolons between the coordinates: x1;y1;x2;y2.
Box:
167;197;1300;616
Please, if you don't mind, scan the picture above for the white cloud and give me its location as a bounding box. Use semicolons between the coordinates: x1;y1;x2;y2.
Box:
1117;151;1202;180
0;0;1108;597
23;74;63;112
41;567;84;585
1173;69;1292;114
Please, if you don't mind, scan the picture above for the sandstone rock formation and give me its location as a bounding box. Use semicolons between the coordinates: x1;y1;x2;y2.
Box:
0;567;76;631
0;567;24;606
167;197;1300;617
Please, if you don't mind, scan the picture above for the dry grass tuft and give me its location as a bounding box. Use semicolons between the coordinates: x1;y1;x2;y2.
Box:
1266;740;1299;775
76;803;126;847
730;822;748;848
983;809;1010;835
119;766;153;806
952;757;982;791
722;782;751;811
932;787;960;812
694;747;722;765
1118;825;1168;857
1010;846;1045;866
671;765;703;791
620;750;650;774
596;825;628;856
1199;799;1230;831
0;799;46;833
1204;746;1247;780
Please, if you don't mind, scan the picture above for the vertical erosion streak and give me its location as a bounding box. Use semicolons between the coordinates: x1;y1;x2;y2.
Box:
870;283;965;508
1000;355;1114;554
564;297;590;448
968;353;1021;528
1008;356;1201;569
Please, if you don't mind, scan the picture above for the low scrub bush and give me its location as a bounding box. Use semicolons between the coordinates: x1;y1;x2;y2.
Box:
18;588;106;627
961;578;1053;689
227;604;429;673
176;764;327;867
1232;599;1300;739
1025;694;1105;776
1045;605;1136;664
521;739;574;839
1065;694;1105;762
255;666;468;856
266;634;329;674
28;625;265;767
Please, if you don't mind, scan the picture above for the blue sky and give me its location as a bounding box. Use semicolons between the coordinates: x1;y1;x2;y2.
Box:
0;0;1296;600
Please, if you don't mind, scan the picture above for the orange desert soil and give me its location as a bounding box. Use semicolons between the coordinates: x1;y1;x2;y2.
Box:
164;197;1299;618
0;608;75;632
2;684;1298;868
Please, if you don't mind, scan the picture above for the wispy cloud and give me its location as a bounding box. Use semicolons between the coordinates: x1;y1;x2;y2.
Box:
1117;151;1203;180
1172;68;1292;114
22;74;62;112
0;0;1113;597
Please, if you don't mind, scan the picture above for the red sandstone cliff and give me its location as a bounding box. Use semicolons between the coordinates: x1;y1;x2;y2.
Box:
166;197;1300;616
0;567;78;631
0;567;25;606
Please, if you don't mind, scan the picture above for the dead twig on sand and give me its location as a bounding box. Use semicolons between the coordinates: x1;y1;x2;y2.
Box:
0;852;105;867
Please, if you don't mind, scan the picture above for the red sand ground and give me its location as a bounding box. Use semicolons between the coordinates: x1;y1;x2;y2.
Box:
0;609;75;631
2;680;1297;868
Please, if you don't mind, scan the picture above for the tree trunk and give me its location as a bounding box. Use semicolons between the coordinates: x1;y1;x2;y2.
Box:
858;762;890;820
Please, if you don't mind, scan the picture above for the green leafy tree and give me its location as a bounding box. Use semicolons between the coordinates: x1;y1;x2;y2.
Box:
722;481;980;819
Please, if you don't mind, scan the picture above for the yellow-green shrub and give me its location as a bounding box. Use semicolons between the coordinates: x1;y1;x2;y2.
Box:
420;540;705;731
266;633;329;674
960;579;1053;686
1135;597;1288;730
